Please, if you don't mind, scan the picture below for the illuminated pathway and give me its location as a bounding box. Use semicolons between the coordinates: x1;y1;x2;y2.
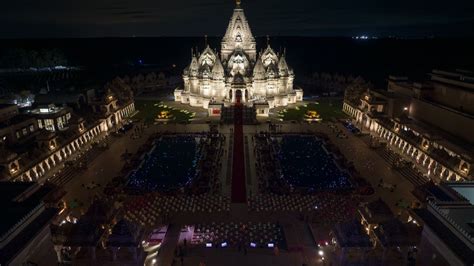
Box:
231;101;247;203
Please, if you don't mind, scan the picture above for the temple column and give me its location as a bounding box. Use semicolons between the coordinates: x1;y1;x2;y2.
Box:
111;247;118;261
54;245;63;263
90;247;96;260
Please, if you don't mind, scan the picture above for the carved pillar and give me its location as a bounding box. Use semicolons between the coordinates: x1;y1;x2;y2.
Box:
111;247;118;261
90;247;96;260
54;245;63;263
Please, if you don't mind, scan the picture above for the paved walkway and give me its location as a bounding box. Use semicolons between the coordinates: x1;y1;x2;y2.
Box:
231;104;246;203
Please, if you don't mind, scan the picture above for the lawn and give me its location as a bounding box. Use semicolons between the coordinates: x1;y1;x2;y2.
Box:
134;101;195;123
278;99;347;121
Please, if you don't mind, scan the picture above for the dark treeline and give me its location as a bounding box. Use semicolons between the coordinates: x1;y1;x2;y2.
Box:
1;37;473;88
0;48;68;68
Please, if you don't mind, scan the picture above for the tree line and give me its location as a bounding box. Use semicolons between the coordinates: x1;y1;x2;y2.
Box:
0;48;68;69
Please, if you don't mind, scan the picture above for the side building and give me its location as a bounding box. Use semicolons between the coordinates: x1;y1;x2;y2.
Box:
412;182;474;266
0;182;58;265
343;69;474;181
0;84;135;182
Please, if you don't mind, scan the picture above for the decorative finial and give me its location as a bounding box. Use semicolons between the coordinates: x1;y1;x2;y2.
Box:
205;34;208;46
236;0;241;7
266;35;270;46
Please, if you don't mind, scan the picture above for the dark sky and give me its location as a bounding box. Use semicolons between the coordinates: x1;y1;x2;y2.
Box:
1;0;474;38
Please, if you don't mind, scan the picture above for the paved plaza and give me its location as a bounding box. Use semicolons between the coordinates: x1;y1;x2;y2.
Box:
26;99;422;266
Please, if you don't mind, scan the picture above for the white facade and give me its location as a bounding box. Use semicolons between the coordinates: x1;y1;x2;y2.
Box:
174;1;303;109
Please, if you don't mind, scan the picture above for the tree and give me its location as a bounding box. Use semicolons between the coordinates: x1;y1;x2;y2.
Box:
344;77;372;106
0;48;68;68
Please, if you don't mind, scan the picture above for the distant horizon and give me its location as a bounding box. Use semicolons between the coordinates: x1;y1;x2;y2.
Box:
1;0;473;38
2;35;474;41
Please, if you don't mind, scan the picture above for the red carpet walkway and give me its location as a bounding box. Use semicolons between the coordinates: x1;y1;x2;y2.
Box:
231;103;247;203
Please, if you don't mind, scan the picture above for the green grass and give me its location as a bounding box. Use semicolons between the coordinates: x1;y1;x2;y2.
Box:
134;101;195;123
278;99;347;121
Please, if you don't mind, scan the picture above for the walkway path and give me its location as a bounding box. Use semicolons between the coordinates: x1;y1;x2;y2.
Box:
155;224;180;266
231;104;247;203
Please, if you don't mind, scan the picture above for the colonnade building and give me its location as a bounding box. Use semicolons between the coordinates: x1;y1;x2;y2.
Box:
343;69;474;181
0;87;135;182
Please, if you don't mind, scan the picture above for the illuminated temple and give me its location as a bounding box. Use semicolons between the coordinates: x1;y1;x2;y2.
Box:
174;0;303;116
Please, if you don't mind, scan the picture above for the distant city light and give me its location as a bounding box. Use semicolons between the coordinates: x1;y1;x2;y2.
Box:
352;35;377;40
318;250;324;256
268;243;274;248
221;242;228;247
206;243;212;248
250;242;257;248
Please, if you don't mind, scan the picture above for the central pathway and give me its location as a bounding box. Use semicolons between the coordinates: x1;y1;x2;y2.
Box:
231;103;247;203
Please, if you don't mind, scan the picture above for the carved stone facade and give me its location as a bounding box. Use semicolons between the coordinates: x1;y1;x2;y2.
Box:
174;1;303;111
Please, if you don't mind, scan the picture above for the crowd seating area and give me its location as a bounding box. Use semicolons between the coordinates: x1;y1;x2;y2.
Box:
125;133;224;194
254;133;353;194
189;222;285;248
124;194;230;226
248;193;359;224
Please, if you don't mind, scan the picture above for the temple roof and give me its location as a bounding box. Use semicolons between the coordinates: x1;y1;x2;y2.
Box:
278;54;289;76
253;58;265;79
222;2;255;45
373;219;421;247
107;219;143;247
212;56;225;78
359;198;394;224
333;219;372;248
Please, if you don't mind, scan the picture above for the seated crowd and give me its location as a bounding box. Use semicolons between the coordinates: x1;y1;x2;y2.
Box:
189;222;285;248
122;132;224;195
248;193;359;225
124;193;230;226
254;133;353;194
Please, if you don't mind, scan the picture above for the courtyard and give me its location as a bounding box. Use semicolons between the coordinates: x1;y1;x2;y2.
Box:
275;99;347;122
29;108;418;266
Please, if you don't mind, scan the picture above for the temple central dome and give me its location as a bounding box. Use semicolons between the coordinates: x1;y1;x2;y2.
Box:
174;0;303;114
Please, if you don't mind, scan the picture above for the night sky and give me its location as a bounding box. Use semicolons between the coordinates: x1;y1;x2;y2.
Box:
1;0;474;38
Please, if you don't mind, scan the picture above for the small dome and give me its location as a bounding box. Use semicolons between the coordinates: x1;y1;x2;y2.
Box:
253;57;265;80
278;54;289;76
189;56;199;77
265;62;278;78
212;57;225;79
199;64;212;78
199;45;217;66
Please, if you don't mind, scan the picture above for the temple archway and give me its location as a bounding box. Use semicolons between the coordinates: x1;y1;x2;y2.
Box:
235;89;242;104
